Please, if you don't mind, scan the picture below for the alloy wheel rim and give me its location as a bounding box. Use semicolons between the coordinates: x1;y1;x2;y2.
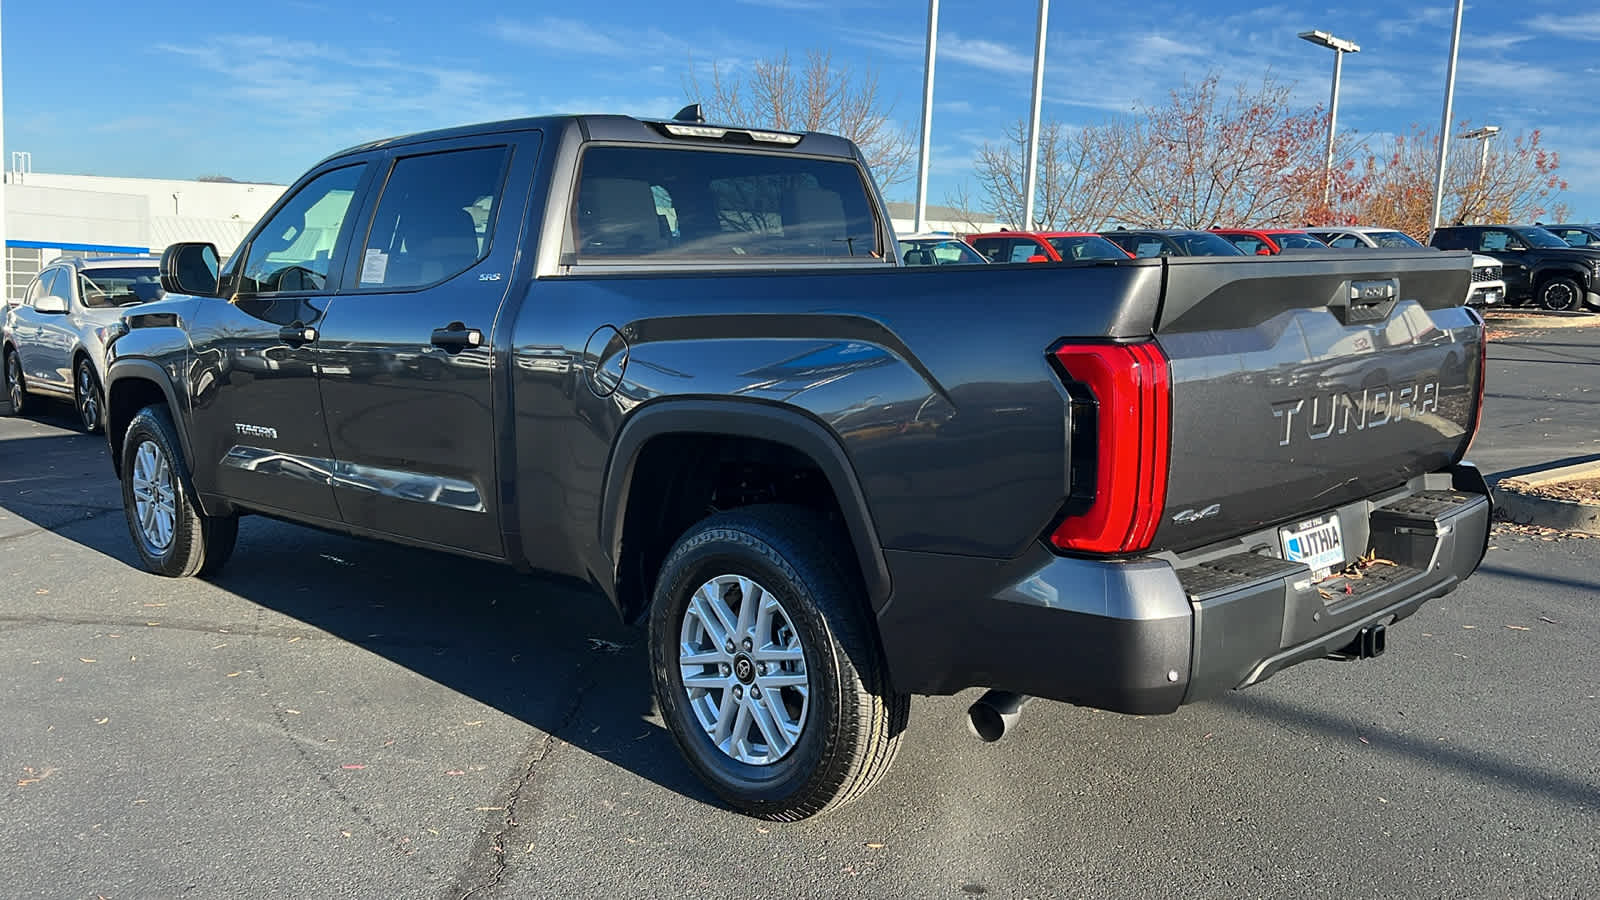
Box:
130;439;177;552
78;366;98;427
7;355;19;408
1547;283;1575;309
678;574;810;766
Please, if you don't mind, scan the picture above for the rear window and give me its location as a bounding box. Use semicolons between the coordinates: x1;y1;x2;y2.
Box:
1045;235;1129;260
570;146;883;263
1273;233;1327;249
1169;232;1247;256
77;266;163;308
1368;230;1424;248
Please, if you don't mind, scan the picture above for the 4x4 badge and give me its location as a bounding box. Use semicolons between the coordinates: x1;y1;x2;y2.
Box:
1172;504;1221;524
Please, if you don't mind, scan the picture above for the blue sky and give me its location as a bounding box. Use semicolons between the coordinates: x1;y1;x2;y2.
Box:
4;1;1596;218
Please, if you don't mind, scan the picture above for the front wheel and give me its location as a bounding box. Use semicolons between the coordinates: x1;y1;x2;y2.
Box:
1540;276;1582;311
120;405;238;577
75;359;104;433
648;505;908;820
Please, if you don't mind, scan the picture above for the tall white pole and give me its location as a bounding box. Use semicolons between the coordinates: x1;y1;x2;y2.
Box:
0;0;8;306
1322;49;1342;209
1430;0;1465;232
912;0;938;234
1021;0;1049;230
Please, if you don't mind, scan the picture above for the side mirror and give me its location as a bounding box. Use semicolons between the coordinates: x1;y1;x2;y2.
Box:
34;295;69;314
1256;246;1273;256
160;242;221;297
1026;254;1049;264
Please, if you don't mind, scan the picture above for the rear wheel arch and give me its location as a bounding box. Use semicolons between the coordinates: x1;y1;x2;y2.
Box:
603;400;892;627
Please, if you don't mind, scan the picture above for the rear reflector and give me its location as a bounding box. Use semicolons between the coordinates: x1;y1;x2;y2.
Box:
1048;341;1172;554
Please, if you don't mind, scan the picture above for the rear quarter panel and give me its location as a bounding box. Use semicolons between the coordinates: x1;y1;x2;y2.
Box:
507;261;1166;579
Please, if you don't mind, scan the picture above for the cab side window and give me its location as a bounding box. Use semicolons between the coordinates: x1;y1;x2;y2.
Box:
239;164;367;295
1479;230;1522;252
357;146;509;290
1326;235;1363;249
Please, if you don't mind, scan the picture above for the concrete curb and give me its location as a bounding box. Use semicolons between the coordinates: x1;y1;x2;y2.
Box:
1493;460;1600;535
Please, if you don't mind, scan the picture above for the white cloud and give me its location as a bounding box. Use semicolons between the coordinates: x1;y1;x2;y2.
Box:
1528;11;1600;41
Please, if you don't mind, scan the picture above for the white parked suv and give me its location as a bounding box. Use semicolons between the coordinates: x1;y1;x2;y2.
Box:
1307;226;1504;307
3;255;164;432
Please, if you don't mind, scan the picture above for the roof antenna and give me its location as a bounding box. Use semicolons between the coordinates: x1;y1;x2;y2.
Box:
673;103;705;124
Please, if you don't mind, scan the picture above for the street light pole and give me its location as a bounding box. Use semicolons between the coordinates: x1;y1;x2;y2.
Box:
1459;125;1500;223
1430;0;1465;231
912;0;938;234
1298;30;1361;215
1021;0;1049;230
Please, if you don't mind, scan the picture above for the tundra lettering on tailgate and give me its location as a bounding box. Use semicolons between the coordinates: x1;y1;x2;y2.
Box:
1272;378;1441;447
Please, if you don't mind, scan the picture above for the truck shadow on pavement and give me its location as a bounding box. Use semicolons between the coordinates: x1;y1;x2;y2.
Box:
0;411;718;808
206;520;721;807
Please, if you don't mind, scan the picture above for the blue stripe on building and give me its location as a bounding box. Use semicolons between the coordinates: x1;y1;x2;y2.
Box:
7;239;151;254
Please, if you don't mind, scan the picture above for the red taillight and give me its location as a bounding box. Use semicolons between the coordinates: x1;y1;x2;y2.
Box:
1048;341;1172;555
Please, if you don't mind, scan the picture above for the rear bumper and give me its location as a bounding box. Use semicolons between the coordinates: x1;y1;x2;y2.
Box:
876;463;1492;715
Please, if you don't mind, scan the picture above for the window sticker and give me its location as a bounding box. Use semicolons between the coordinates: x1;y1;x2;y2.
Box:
361;248;389;284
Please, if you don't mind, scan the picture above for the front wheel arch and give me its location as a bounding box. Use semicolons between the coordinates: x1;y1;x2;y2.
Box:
105;363;189;479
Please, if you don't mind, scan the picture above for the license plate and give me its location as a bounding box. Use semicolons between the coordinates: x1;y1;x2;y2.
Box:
1281;515;1345;578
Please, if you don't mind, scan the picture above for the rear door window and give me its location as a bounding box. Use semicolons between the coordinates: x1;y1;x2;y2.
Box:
571;146;883;263
357;146;510;290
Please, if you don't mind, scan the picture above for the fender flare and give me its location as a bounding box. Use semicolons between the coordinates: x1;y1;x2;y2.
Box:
104;359;192;476
601;398;892;608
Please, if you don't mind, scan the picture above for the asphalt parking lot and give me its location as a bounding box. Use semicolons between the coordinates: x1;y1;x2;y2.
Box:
3;323;1598;899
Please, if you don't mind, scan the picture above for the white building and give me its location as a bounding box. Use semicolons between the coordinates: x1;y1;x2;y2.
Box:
4;166;287;300
884;201;1008;237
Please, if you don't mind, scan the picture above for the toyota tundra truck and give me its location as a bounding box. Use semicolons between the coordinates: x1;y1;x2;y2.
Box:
88;109;1491;820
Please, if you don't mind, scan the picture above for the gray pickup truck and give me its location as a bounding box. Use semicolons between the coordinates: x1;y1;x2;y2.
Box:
90;109;1490;820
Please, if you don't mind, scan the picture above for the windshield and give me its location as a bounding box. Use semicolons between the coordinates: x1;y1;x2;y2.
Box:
1515;226;1576;250
899;239;986;265
1273;233;1328;249
76;267;163;309
1046;235;1130;260
1368;231;1424;248
1169;232;1247;256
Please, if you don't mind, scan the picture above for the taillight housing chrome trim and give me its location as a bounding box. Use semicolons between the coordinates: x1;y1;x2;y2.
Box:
1046;340;1172;555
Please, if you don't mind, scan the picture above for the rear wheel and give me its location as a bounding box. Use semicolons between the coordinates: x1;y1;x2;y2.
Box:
4;348;29;416
121;405;238;577
75;359;104;433
648;505;908;820
1539;276;1582;311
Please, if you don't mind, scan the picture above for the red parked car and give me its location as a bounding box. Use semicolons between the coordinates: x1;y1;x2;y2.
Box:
1211;228;1330;255
966;231;1134;264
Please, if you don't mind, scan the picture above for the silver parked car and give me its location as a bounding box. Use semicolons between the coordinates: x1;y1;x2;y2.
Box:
3;255;164;431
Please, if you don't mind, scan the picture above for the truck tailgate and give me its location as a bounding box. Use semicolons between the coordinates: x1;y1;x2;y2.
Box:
1150;251;1482;553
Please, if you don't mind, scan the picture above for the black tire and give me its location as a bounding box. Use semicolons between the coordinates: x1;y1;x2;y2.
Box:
1539;276;1582;311
648;504;908;821
74;358;105;434
4;347;30;416
120;404;238;577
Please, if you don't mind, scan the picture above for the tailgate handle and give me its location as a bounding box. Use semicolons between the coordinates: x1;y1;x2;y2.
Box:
1343;279;1399;323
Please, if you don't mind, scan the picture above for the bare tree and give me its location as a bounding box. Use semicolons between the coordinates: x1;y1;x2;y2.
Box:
1114;73;1367;228
972;119;1131;231
686;50;917;190
1352;122;1569;237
